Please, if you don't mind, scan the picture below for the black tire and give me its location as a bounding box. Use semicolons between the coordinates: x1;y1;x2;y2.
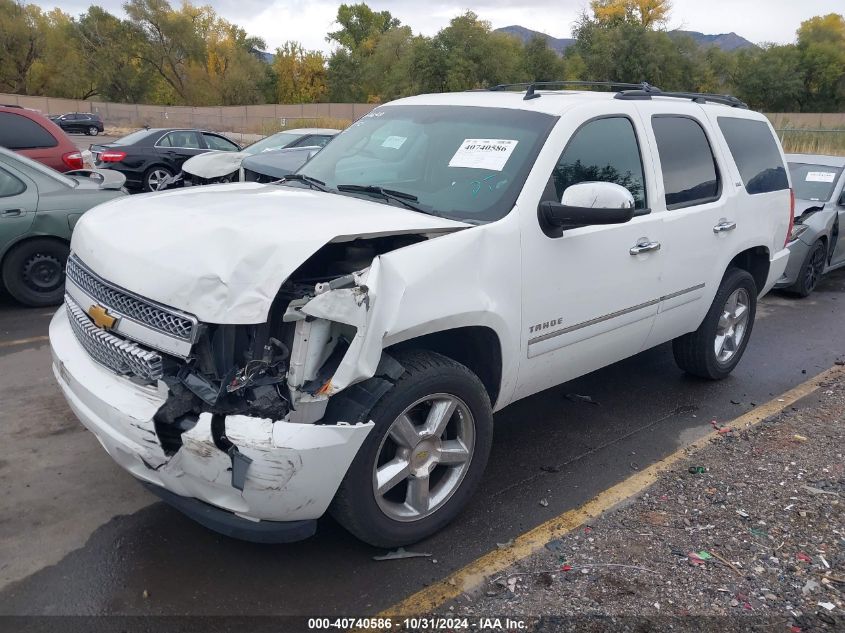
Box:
143;165;173;192
87;126;99;136
787;239;826;298
329;350;493;547
673;267;757;380
1;238;69;307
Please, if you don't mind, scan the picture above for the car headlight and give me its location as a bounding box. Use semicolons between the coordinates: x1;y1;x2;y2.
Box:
789;224;809;243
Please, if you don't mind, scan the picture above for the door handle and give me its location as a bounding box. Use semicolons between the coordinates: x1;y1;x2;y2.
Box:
713;220;737;233
630;238;661;255
1;208;23;217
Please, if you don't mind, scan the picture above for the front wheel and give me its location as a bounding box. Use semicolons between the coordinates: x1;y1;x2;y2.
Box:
787;239;826;298
673;267;757;380
330;350;493;547
1;238;69;307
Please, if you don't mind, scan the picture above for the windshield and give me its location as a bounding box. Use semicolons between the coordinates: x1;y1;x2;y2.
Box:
789;162;842;202
296;105;557;222
245;132;305;155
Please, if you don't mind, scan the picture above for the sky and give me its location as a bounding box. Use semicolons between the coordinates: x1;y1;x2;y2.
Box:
30;0;841;53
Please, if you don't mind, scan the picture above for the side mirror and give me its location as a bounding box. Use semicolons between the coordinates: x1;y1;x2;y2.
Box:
538;181;636;236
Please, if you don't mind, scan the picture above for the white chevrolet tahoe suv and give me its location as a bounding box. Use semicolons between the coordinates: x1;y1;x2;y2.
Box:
50;83;794;546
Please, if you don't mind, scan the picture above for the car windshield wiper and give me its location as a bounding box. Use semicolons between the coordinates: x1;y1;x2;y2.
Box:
280;173;331;192
336;184;432;215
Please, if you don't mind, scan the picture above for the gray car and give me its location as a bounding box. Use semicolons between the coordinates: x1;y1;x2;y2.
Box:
775;154;845;296
0;147;127;306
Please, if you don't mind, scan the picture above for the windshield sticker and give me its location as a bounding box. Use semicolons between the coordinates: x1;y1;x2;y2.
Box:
806;171;836;183
382;135;407;149
449;139;519;171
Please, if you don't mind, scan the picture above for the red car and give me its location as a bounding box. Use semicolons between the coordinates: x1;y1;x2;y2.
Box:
0;104;83;172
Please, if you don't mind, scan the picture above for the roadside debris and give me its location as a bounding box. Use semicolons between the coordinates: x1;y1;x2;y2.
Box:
565;393;599;406
539;498;549;507
372;547;432;561
451;374;845;625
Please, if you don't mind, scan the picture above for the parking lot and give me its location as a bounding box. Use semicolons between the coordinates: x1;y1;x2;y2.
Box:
2;269;844;616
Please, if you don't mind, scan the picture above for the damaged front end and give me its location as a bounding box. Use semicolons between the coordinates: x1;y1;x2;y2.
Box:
51;234;426;540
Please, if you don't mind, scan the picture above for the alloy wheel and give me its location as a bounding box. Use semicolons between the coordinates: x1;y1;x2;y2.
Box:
714;287;750;364
372;393;475;522
147;169;170;191
804;245;826;292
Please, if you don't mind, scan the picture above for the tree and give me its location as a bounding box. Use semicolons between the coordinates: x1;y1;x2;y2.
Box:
797;13;845;111
591;0;671;28
0;0;46;94
327;3;399;51
273;41;328;103
523;36;565;82
732;45;805;111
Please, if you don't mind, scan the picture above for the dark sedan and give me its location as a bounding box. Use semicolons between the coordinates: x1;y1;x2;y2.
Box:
51;112;105;136
90;128;241;192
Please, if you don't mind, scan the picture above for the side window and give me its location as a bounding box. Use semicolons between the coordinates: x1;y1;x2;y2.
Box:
552;117;647;209
652;116;720;209
718;117;789;195
202;133;239;151
157;133;171;147
0;112;58;150
0;168;26;197
162;131;201;149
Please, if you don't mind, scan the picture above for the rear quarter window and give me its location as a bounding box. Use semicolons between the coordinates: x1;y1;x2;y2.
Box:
0;112;59;149
718;117;789;195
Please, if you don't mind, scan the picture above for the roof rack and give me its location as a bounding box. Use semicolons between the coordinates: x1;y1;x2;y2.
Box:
486;81;659;101
479;81;747;108
615;87;748;108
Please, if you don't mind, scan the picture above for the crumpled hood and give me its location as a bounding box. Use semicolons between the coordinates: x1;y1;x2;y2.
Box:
182;151;249;179
71;183;469;324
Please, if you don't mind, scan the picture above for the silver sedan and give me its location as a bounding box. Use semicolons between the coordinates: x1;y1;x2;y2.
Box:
776;154;845;296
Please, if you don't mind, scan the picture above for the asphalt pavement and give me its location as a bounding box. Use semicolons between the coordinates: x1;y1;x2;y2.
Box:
1;271;844;616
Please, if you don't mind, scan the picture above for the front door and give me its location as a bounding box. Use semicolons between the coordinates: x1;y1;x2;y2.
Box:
0;165;38;252
515;111;666;402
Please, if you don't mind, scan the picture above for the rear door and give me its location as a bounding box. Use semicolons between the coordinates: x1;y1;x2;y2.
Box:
0;164;38;254
635;104;741;347
155;131;205;171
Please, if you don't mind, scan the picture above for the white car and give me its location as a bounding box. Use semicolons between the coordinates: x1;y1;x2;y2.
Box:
177;128;339;186
49;83;793;546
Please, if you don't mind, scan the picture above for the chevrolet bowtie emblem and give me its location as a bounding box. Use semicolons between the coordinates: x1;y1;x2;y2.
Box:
87;304;116;329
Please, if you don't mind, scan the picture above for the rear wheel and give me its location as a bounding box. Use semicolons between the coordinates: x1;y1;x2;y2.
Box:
330;350;493;547
87;126;99;136
673;267;757;380
144;166;173;192
788;240;826;298
1;238;69;307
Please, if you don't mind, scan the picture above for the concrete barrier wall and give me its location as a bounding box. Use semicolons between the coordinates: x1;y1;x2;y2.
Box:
1;92;377;134
3;92;844;134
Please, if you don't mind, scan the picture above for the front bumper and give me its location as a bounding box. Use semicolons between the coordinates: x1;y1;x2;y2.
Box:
49;307;373;536
774;239;812;289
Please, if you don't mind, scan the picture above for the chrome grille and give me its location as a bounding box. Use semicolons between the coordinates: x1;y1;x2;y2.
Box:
66;295;163;381
65;255;196;341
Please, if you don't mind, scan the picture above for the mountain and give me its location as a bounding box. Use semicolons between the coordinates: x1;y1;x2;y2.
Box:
670;30;755;51
495;25;575;54
494;25;755;54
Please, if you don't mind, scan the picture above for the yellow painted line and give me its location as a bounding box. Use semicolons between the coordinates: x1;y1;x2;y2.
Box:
381;365;845;617
0;335;49;349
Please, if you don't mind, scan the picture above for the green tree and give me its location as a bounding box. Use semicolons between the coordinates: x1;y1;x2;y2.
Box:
523;36;565;82
0;0;46;94
797;13;845;111
733;45;805;111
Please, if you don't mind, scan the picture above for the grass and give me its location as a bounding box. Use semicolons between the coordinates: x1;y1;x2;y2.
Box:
257;117;352;135
777;128;845;156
